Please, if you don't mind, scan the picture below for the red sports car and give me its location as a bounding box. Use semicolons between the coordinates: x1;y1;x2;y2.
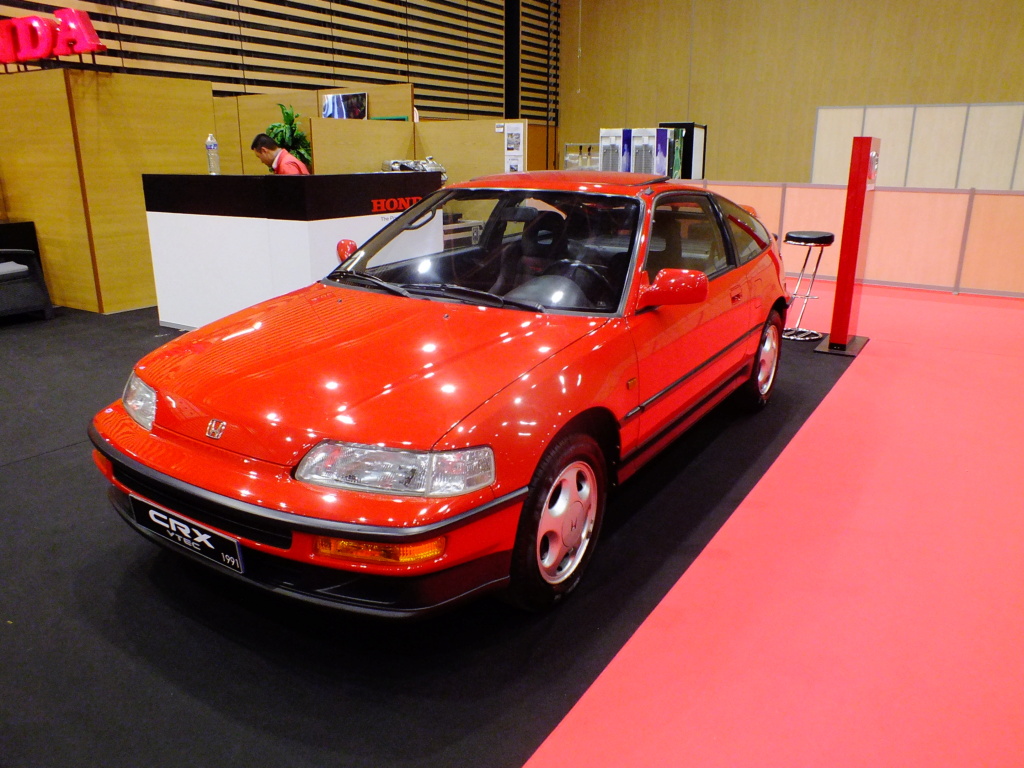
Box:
90;171;789;617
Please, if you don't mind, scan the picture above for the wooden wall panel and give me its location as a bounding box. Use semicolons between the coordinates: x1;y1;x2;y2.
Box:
310;118;415;175
415;119;506;184
214;97;244;175
959;193;1024;294
69;71;215;312
0;70;95;310
527;123;556;171
0;0;553;122
958;105;1024;190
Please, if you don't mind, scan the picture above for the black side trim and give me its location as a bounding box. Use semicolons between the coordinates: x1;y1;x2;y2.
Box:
623;323;760;422
620;362;749;470
89;423;528;542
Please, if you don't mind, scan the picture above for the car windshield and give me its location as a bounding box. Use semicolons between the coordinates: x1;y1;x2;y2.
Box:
330;188;641;313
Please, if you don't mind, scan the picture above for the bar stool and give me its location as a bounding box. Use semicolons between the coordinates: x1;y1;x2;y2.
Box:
781;230;834;341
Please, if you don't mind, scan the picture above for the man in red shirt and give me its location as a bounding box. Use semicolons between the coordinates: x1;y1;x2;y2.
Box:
251;133;310;175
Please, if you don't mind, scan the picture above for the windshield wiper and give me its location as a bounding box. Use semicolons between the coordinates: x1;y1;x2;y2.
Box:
329;270;411;297
402;283;545;312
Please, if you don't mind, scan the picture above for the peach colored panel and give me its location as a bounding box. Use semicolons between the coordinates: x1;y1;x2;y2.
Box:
862;190;967;288
778;186;848;278
706;183;784;236
960;193;1024;294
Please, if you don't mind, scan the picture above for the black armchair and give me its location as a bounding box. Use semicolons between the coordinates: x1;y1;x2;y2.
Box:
0;248;53;320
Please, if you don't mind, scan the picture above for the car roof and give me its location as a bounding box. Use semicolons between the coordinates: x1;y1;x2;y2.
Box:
451;170;707;196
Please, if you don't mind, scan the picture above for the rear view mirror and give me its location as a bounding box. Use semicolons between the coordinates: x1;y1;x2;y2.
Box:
336;239;358;262
637;268;709;309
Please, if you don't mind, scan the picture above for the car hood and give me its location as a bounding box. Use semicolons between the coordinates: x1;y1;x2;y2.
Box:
140;283;607;465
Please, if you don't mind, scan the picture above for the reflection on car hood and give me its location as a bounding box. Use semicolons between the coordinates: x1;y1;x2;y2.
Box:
140;282;606;465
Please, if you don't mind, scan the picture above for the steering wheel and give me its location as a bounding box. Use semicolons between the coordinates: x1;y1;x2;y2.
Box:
542;259;616;303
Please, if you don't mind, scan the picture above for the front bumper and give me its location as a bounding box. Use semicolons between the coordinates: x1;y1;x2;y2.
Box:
90;424;523;617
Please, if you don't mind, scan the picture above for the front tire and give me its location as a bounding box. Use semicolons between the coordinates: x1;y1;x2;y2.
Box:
736;308;783;410
506;434;606;611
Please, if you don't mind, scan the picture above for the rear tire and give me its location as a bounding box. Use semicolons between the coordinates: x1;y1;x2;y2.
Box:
506;434;606;611
736;309;783;411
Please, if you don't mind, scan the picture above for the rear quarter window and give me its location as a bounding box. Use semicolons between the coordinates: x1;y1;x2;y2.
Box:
719;198;771;265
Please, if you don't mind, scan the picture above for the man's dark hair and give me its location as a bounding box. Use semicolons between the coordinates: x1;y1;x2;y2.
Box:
251;133;279;151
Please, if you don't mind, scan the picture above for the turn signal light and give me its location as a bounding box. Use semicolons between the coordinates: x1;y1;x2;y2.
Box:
315;535;445;564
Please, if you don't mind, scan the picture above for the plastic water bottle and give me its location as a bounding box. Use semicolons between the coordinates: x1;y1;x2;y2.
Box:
205;133;220;175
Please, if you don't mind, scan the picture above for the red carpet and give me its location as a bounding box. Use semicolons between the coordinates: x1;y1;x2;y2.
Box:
525;284;1024;766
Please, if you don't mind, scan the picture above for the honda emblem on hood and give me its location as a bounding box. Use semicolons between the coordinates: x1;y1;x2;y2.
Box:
206;419;227;439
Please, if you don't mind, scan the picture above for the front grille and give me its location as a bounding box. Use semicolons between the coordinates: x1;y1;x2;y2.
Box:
112;462;293;550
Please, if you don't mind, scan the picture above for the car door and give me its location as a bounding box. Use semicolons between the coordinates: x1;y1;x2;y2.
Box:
716;195;776;357
627;192;750;444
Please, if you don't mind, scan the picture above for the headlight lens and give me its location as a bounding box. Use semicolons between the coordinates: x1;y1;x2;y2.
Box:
122;371;157;431
296;441;495;497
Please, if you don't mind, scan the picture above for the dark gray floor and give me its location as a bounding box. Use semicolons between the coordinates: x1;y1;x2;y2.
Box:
0;307;851;768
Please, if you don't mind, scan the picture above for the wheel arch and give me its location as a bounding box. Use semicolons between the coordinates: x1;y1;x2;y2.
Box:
547;407;621;488
771;295;788;326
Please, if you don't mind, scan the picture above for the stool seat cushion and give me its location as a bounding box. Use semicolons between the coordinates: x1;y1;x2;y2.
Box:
0;260;30;280
784;230;834;246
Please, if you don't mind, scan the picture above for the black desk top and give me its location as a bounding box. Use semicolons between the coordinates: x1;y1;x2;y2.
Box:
142;172;444;221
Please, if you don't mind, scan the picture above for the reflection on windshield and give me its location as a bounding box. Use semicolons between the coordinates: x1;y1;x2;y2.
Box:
335;189;640;313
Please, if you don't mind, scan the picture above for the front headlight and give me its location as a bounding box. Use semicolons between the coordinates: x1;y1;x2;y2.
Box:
296;441;495;497
122;371;157;431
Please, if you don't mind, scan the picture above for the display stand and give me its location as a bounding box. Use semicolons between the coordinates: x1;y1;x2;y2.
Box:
815;136;879;357
143;172;442;329
781;230;834;341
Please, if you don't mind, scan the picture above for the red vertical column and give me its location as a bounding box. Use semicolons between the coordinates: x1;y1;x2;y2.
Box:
821;136;878;356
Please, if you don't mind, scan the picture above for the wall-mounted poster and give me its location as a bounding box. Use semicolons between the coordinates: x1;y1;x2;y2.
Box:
323;93;368;119
504;121;525;173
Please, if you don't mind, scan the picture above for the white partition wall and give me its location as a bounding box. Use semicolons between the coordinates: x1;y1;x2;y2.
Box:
813;102;1024;190
811;108;864;184
958;105;1024;190
905;105;969;188
862;107;915;187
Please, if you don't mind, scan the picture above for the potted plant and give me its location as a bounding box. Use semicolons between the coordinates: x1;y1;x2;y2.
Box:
266;103;313;170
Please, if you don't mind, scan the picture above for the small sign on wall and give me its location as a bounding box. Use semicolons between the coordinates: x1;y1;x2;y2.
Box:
504;121;524;173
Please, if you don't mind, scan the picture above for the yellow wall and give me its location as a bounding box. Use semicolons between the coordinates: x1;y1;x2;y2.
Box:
560;0;1024;182
69;71;214;313
0;70;214;313
311;118;415;175
416;120;509;184
0;70;95;310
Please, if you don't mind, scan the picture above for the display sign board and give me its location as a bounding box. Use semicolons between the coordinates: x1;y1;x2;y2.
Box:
822;135;879;356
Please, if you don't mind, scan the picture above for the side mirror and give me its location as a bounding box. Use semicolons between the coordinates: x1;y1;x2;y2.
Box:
637;268;709;309
336;239;358;262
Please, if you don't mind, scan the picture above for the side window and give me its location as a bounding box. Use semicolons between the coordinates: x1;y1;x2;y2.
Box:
644;195;728;280
718;198;771;265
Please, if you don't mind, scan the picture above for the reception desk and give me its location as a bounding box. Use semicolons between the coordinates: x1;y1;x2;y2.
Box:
143;172;444;329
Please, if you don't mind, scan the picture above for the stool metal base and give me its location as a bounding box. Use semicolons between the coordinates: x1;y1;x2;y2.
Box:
782;327;824;342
